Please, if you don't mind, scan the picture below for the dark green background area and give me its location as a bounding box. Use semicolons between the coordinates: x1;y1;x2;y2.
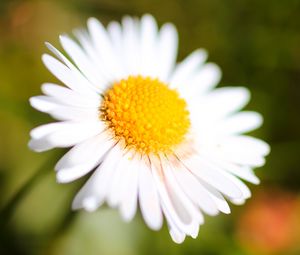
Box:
0;0;299;254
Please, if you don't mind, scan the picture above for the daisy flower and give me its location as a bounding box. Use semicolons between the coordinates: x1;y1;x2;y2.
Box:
29;14;270;243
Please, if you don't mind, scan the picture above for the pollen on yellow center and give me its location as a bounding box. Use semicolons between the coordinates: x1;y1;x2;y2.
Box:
100;75;190;154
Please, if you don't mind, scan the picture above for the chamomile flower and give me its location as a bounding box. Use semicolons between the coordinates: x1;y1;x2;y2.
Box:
29;14;270;243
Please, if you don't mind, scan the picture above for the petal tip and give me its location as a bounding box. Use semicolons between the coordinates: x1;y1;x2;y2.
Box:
83;197;99;212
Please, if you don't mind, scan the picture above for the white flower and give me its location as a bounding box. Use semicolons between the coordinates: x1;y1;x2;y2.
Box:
29;14;270;243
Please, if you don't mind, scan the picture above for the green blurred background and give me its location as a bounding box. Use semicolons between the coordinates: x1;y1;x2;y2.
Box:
0;0;300;254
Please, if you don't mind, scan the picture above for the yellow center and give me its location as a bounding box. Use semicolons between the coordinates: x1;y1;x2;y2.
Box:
101;76;190;154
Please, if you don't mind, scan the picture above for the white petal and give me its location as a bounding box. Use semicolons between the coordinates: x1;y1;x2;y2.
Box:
41;83;100;108
193;87;250;121
221;150;266;167
29;121;105;152
156;23;178;81
203;142;266;168
209;135;270;168
107;21;122;50
47;105;99;121
30;96;99;121
216;111;263;135
181;155;243;199
106;21;126;78
221;171;251;199
186;63;221;96
30;122;62;139
29;123;63;151
59;35;104;86
73;29;113;85
230;198;246;205
163;159;204;226
81;197;99;212
170;156;219;216
211;158;260;184
161;196;187;243
169;49;207;89
55;131;114;171
199;181;231;214
87;17;123;80
150;156;198;236
56;162;97;183
161;198;186;243
55;131;110;171
121;16;140;75
43;48;100;95
28;138;53;153
139;14;158;77
30;96;59;112
219;135;270;157
228;166;260;184
169;227;186;244
119;155;140;222
138;157;163;230
106;150;133;207
72;143;124;210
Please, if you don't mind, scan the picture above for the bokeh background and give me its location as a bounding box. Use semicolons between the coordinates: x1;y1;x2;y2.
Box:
0;0;300;254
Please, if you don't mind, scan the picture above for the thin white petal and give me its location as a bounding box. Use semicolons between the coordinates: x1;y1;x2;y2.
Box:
138;157;163;230
193;87;250;121
216;111;263;135
73;29;112;85
59;35;104;86
121;16;140;75
171;156;219;216
106;150;133;207
72;143;124;210
210;158;260;184
219;135;270;157
30;122;61;139
200;181;231;214
57;162;97;183
140;14;158;77
119;155;140;222
221;150;265;167
43;48;100;95
47;105;99;121
169;49;207;88
28;138;53;152
55;131;114;171
169;227;186;244
221;171;251;199
30;96;99;121
29;121;105;152
187;63;222;96
30;96;59;112
181;155;243;199
107;21;122;50
230;198;246;205
82;197;99;212
163;158;204;226
228;166;260;184
150;156;198;236
106;21;126;78
157;23;178;81
41;83;100;108
87;17;123;80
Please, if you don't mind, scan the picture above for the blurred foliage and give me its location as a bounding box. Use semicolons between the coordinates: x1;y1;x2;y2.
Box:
0;0;299;254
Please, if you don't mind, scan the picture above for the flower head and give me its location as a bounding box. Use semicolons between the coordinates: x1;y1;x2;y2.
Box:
29;14;270;243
